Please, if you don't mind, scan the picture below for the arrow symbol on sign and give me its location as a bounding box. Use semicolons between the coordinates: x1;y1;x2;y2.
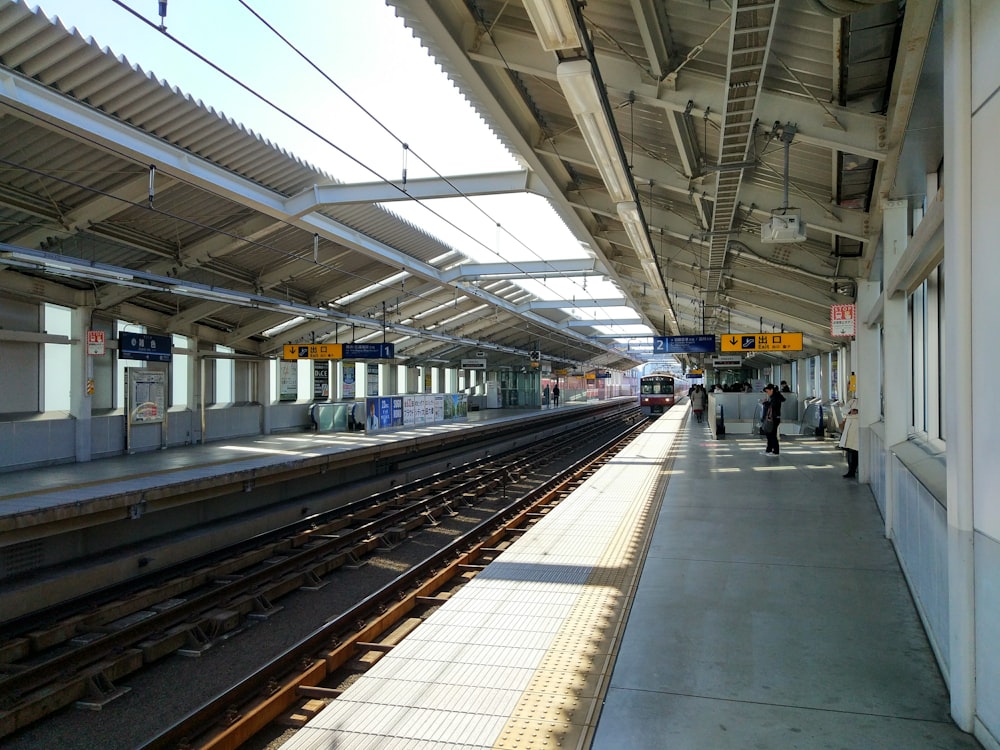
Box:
728;337;738;346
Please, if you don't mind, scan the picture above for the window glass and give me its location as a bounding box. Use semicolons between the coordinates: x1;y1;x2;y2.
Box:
43;303;72;411
216;345;234;404
172;334;188;407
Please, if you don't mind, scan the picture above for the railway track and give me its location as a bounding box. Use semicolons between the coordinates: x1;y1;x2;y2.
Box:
139;412;648;750
0;408;645;743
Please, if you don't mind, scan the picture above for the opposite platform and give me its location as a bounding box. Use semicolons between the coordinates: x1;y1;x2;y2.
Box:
0;403;594;531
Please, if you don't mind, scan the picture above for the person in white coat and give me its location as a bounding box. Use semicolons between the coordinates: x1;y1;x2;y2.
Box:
690;385;706;423
838;398;859;478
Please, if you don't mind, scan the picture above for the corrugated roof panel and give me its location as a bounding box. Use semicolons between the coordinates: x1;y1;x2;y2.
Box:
586;0;650;64
1;0;646;367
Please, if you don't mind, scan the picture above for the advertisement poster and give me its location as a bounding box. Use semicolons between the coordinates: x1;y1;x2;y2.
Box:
403;395;416;425
365;398;380;431
378;396;393;429
366;363;379;397
342;362;356;399
279;360;297;402
126;368;166;424
313;361;329;400
391;397;403;427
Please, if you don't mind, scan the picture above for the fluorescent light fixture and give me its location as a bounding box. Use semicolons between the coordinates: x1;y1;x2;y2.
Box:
522;0;582;51
171;285;252;305
557;60;633;203
69;263;134;282
41;259;75;272
616;202;661;287
1;248;134;282
271;302;316;317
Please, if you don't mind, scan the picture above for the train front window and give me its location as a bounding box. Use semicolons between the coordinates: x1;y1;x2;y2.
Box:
641;378;674;395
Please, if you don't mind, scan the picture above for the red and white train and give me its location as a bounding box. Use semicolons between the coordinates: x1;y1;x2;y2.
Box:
638;372;690;417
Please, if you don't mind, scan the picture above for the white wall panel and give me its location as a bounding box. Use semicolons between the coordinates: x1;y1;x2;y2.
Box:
892;457;950;673
971;0;1000;111
971;87;1000;539
975;532;1000;742
0;341;40;413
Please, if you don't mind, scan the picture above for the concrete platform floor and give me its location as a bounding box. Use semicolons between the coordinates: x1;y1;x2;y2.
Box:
591;418;982;750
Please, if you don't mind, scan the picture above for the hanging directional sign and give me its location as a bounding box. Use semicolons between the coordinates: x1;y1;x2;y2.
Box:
653;335;715;353
283;343;343;360
282;342;396;360
720;332;803;352
343;342;394;359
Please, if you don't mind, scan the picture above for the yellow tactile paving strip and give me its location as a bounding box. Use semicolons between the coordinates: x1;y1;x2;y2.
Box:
280;411;685;750
494;431;673;750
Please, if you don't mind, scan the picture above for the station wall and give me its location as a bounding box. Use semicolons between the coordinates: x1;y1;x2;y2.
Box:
970;2;1000;739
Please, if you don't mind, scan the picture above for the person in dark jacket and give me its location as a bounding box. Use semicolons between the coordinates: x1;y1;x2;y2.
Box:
761;383;786;456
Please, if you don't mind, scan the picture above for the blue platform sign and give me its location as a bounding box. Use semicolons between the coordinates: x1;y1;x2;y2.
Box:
120;332;172;362
653;335;715;353
343;342;395;359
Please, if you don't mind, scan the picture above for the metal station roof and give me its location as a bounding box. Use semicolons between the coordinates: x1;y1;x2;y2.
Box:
388;0;939;366
0;0;940;372
0;0;643;372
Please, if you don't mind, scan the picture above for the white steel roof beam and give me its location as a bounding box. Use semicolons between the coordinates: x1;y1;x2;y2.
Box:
0;69;635;364
284;171;549;213
526;298;626;309
441;258;600;282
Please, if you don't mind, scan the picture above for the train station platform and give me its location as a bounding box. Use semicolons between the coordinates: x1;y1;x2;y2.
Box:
0;402;605;526
0;401;619;623
278;407;981;750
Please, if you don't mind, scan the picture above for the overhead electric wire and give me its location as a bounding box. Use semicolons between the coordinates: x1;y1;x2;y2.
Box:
0;122;610;365
106;0;627;339
234;0;618;319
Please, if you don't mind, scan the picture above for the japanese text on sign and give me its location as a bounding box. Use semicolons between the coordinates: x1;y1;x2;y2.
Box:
830;304;856;337
87;330;106;356
283;344;343;360
720;332;803;352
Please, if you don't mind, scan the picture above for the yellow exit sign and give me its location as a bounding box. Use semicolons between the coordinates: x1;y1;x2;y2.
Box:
720;333;803;352
283;343;343;360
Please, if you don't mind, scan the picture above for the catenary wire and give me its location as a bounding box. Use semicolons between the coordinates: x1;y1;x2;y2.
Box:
105;0;628;336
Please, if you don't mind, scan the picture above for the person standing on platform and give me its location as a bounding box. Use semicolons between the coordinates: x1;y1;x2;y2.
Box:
552;384;560;407
543;383;550;408
760;384;785;456
839;398;859;478
690;385;706;423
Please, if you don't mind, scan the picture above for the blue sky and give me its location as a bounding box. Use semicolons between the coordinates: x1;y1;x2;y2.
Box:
28;0;646;333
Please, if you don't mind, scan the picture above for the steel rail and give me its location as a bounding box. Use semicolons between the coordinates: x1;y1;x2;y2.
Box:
137;418;648;750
